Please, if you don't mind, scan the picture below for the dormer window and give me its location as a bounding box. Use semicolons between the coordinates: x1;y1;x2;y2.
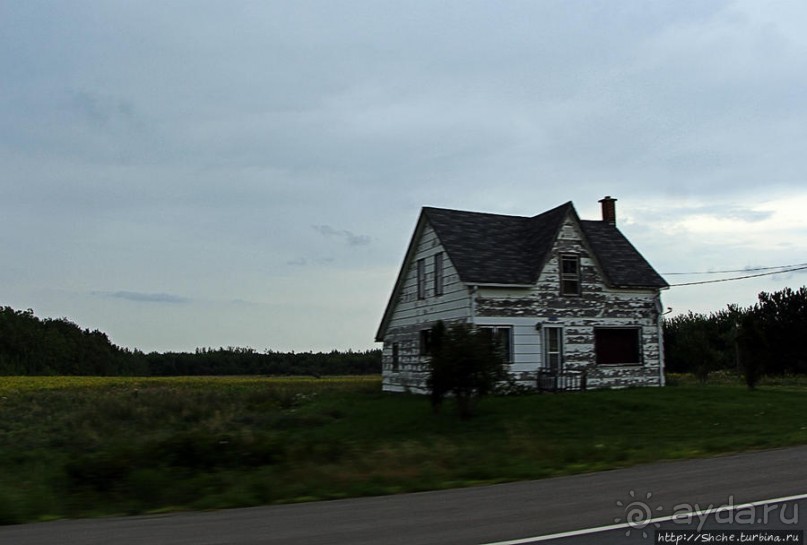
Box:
560;254;580;296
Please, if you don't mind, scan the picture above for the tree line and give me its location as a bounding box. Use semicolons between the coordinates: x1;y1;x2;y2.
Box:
0;306;380;376
5;283;805;381
663;285;807;387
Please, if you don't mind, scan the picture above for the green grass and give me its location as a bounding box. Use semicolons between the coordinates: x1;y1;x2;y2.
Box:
1;375;806;524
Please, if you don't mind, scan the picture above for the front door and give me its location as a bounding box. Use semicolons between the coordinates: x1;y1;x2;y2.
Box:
544;327;563;374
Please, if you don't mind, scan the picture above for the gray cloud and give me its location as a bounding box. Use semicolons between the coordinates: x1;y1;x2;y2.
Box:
287;257;335;267
93;291;190;304
313;225;372;247
67;90;136;127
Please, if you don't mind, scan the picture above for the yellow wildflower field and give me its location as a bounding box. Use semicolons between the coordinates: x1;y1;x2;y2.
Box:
0;375;381;394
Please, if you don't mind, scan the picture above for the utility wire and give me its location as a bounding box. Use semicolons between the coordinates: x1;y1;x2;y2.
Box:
663;262;807;275
668;265;807;287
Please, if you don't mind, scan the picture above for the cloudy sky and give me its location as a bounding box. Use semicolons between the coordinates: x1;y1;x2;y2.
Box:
2;1;806;353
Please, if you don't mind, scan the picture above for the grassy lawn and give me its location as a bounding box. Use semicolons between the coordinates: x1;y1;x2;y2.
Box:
1;375;806;524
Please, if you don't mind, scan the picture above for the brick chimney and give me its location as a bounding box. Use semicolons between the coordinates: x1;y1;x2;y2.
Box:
599;196;617;225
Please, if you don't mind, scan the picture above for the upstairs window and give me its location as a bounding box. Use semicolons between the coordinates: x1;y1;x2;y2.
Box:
417;258;426;300
434;252;444;296
560;254;581;296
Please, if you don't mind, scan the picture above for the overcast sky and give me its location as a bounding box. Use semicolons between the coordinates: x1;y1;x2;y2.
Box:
2;1;806;353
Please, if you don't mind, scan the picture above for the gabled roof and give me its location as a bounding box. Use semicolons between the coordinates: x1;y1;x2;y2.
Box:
423;202;572;285
579;220;668;289
424;203;668;289
375;201;668;341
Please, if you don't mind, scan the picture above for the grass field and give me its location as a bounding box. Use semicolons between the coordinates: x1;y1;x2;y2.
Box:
1;374;806;524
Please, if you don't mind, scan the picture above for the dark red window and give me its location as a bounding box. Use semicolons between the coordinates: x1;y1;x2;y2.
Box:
595;328;641;365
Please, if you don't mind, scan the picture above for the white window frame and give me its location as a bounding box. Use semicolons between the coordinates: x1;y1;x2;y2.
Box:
560;254;581;296
544;326;563;372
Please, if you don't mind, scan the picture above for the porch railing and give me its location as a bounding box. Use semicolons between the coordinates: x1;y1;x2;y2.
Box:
537;369;587;392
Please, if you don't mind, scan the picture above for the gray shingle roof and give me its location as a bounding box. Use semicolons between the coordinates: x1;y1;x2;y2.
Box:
375;201;668;341
424;203;668;289
423;203;571;285
579;220;668;289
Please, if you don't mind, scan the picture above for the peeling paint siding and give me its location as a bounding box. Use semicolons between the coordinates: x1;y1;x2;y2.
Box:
381;216;665;393
474;217;664;389
382;224;470;392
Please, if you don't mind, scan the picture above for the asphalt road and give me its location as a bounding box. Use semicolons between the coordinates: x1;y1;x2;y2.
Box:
2;446;806;545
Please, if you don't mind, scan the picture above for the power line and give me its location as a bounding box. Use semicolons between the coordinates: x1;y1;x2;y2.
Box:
663;262;807;275
668;265;807;287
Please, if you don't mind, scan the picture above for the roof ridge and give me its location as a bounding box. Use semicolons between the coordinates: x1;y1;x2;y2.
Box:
520;201;574;283
527;200;574;220
423;206;528;220
424;201;573;221
422;202;576;287
578;220;669;289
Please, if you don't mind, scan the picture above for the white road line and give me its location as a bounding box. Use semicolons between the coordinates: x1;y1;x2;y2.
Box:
479;492;807;545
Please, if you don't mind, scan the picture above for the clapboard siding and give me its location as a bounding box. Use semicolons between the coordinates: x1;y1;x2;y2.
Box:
474;216;664;389
382;223;471;392
378;207;666;393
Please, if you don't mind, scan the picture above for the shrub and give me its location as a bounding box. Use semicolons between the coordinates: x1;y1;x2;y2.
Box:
426;321;507;419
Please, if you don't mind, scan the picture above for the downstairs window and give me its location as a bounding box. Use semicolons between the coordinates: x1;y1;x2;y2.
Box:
594;328;641;365
392;343;400;372
479;326;512;363
419;329;432;356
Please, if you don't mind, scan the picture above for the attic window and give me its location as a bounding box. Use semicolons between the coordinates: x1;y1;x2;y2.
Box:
560;254;580;296
434;252;444;296
417;259;426;300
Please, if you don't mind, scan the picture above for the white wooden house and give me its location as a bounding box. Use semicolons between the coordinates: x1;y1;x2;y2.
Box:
375;197;669;392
